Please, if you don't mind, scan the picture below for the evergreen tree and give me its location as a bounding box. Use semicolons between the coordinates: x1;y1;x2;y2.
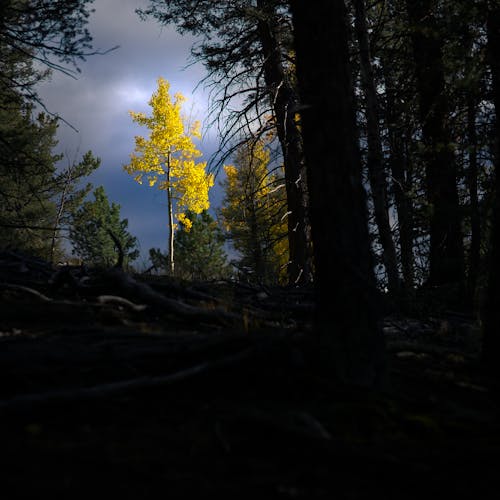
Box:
149;210;231;281
0;0;96;103
0;5;99;261
69;186;139;267
174;210;231;281
0;98;61;258
50;151;101;263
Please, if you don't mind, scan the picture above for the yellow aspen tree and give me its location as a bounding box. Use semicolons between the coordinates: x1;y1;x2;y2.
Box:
123;77;214;274
221;139;289;284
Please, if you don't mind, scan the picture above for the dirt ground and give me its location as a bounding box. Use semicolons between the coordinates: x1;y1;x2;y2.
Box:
1;268;499;499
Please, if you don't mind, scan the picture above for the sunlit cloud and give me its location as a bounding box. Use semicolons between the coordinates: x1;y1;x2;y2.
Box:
117;83;151;106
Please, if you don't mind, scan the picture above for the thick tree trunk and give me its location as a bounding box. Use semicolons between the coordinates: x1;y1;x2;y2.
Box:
256;0;313;285
482;5;500;373
353;0;400;293
406;0;465;289
290;0;386;387
382;60;415;290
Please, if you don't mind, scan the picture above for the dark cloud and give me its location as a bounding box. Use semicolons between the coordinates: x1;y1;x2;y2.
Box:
36;0;221;265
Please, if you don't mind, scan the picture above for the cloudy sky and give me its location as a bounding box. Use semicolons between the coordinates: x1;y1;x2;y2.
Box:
36;0;221;266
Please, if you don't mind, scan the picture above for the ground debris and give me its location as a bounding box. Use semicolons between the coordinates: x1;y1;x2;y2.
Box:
1;254;499;499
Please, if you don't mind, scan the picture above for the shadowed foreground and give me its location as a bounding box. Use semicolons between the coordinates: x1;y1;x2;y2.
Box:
0;257;499;499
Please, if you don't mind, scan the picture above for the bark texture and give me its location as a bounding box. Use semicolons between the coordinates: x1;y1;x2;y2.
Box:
257;0;313;284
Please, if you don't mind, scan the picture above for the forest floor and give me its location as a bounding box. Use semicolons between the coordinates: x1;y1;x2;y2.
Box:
1;252;499;499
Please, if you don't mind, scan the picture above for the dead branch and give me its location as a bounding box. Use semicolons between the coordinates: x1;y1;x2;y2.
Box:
0;283;52;302
106;229;124;270
96;295;147;312
103;268;245;327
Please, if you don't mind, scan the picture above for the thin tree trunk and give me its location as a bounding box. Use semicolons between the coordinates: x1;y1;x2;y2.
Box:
249;200;265;282
353;0;400;293
466;95;480;306
406;0;465;289
166;153;174;275
50;179;70;264
382;59;415;290
256;0;313;285
482;5;500;373
290;0;386;387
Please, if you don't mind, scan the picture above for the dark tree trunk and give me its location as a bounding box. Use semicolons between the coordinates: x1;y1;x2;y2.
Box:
406;0;465;289
466;96;481;306
51;178;70;265
482;5;500;373
256;0;313;285
382;60;415;290
353;0;400;293
290;0;386;387
249;202;265;282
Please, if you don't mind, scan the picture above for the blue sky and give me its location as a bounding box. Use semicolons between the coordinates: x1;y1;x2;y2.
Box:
36;0;223;267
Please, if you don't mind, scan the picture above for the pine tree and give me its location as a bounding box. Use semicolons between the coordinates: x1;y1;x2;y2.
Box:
0;99;61;258
173;210;231;281
69;186;139;267
0;0;96;103
50;150;101;263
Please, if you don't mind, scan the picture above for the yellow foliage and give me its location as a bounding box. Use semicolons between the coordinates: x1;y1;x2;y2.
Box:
123;77;213;228
177;212;192;232
221;139;289;283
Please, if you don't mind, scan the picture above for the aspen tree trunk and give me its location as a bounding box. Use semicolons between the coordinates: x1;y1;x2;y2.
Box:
406;0;465;289
291;0;386;387
353;0;400;293
166;153;175;275
482;4;500;373
256;0;313;285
